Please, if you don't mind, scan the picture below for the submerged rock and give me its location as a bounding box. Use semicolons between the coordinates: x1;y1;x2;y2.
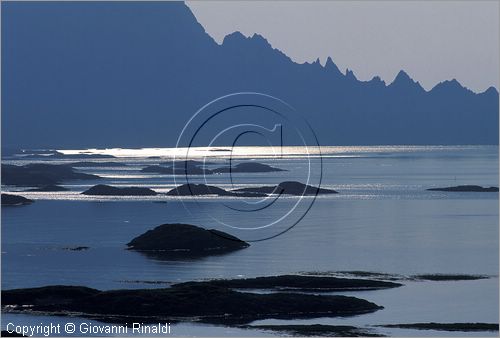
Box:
233;181;338;195
1;194;34;206
2;283;383;325
127;223;249;256
82;184;158;196
427;185;499;192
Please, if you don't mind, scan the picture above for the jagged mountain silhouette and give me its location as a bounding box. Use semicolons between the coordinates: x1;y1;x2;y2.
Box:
2;1;498;147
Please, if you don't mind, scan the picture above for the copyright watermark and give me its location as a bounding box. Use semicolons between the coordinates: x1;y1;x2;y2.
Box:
174;92;323;242
4;322;172;336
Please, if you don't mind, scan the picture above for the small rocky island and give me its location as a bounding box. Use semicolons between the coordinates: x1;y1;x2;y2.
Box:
233;181;338;195
127;223;249;257
142;161;286;175
213;162;286;173
167;183;267;197
1;194;33;206
166;183;231;196
82;184;158;196
427;185;499;192
2;163;99;186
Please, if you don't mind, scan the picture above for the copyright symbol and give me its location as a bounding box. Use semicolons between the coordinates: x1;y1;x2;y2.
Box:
175;92;322;242
65;323;76;334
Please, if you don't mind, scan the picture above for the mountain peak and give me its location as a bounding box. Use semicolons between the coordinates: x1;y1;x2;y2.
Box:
222;31;247;44
250;33;270;44
325;56;342;77
482;86;499;96
369;75;386;86
222;31;273;49
431;78;472;94
345;68;357;81
393;70;412;83
390;70;424;91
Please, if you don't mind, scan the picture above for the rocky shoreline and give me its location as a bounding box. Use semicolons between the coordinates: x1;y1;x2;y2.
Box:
2;277;385;325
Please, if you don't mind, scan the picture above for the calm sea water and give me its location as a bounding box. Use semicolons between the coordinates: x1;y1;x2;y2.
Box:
1;145;498;336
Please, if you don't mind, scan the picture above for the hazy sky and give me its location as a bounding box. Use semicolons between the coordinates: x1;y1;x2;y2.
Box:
187;1;499;92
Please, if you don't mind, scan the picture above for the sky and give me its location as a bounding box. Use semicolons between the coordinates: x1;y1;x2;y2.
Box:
187;1;499;93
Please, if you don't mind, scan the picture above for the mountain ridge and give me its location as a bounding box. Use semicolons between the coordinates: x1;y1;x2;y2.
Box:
2;1;498;147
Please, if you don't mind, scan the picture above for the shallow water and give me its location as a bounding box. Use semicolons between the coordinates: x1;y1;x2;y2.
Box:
1;145;498;336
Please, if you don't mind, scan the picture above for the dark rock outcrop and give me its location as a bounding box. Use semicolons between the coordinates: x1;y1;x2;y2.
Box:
213;162;285;173
177;274;402;292
167;183;231;196
379;323;498;332
246;324;383;337
82;184;157;196
1;194;33;206
2;163;99;186
127;223;249;257
233;181;338;195
412;274;489;281
166;183;267;197
2;283;383;325
427;185;499;192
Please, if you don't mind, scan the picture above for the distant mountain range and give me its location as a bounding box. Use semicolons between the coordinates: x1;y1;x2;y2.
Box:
2;1;498;148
